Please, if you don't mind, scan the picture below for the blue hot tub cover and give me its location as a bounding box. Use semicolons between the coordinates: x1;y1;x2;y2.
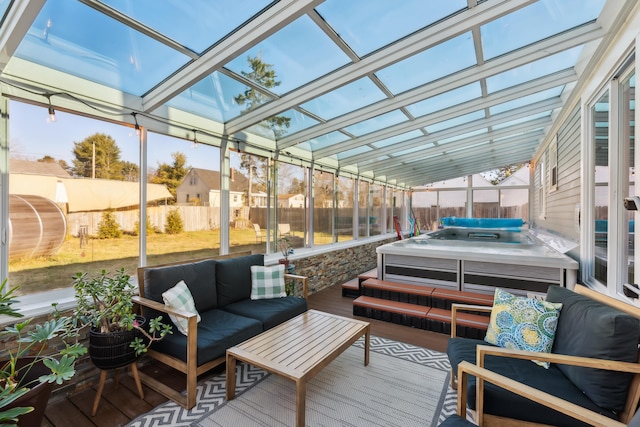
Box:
440;217;525;229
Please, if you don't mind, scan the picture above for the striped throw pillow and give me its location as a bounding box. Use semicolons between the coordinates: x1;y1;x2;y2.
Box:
162;280;201;335
250;265;286;300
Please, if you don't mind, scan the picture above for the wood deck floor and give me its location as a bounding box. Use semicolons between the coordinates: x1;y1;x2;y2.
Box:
43;280;450;427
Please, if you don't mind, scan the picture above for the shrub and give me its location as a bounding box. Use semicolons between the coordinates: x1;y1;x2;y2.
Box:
134;215;155;236
97;209;122;239
165;208;184;235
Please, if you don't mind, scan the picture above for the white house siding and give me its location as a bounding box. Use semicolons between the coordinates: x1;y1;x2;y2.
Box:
533;106;582;252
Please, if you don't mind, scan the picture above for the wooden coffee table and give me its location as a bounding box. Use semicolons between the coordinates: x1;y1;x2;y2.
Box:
226;310;370;427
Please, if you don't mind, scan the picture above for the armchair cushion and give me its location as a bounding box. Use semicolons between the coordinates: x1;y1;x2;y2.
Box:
484;288;562;368
216;254;264;307
547;285;640;412
447;337;616;427
151;309;262;365
222;296;308;330
143;259;218;313
162;280;201;335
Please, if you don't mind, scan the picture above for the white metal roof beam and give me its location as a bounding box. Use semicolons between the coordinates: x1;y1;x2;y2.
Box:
225;0;537;135
142;0;323;112
312;71;573;159
360;125;547;173
276;21;597;150
0;0;45;70
337;98;559;165
370;131;541;178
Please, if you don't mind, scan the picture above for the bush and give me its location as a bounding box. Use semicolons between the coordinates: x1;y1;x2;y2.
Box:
165;209;184;235
97;209;122;239
134;215;155;236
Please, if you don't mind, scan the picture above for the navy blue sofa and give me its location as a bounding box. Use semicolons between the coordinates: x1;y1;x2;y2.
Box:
134;253;308;409
447;285;640;426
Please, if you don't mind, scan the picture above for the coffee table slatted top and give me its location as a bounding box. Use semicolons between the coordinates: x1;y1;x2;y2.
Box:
227;310;370;381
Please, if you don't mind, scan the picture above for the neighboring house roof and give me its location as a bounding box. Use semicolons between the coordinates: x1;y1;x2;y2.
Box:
499;166;530;186
277;193;302;200
10;158;71;178
188;168;249;192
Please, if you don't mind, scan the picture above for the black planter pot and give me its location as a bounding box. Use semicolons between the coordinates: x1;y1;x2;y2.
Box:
89;317;147;370
2;357;54;427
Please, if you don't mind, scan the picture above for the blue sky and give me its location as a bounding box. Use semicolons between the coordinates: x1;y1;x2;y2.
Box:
9;101;222;171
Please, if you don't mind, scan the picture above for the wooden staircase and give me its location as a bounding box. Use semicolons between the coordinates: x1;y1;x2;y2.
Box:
350;276;492;339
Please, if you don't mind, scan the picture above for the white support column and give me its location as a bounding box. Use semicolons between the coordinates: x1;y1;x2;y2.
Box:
138;127;147;267
0;97;8;285
220;139;230;255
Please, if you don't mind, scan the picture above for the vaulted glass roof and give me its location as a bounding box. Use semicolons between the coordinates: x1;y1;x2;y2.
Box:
0;0;623;187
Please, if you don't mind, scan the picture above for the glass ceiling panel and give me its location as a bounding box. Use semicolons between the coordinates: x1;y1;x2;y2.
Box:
300;77;387;120
481;0;606;60
492;112;550;130
243;108;319;141
375;32;476;95
224;15;351;95
438;128;488;145
372;130;424;149
406;83;482;117
14;0;191;96
307;131;350;151
0;0;10;22
394;144;434;157
344;110;409;136
426;110;485;134
100;0;270;54
490;87;563;115
168;71;260;122
486;46;583;93
336;145;371;159
316;0;467;57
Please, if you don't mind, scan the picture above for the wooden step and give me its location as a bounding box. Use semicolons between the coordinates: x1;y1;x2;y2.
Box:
431;288;494;309
353;296;428;328
341;278;360;298
361;278;434;306
425;307;489;339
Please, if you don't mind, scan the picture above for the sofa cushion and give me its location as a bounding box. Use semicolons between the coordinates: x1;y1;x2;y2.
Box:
151;309;263;365
143;259;218;313
222;297;307;330
162;280;201;335
447;337;616;427
484;288;562;368
251;264;286;300
546;285;640;412
216;254;264;307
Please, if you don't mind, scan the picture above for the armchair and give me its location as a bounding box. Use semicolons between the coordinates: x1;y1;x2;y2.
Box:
447;285;640;426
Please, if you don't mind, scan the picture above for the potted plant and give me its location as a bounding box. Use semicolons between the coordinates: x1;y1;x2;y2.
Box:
72;268;172;370
0;278;86;426
278;236;293;267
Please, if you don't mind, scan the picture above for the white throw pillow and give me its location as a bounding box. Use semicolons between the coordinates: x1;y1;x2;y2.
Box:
162;280;201;335
250;265;287;300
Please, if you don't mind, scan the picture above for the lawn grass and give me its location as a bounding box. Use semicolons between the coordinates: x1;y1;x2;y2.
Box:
8;228;351;295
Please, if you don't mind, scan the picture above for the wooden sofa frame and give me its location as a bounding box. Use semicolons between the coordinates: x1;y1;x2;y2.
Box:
449;285;640;426
133;252;309;409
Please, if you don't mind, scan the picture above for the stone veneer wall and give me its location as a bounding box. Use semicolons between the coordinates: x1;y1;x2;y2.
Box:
287;237;396;295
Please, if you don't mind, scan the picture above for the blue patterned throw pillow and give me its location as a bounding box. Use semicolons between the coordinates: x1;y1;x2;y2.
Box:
485;288;562;368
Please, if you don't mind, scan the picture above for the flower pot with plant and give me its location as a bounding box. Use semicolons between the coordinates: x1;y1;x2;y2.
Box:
0;278;86;427
278;236;293;267
72;269;172;370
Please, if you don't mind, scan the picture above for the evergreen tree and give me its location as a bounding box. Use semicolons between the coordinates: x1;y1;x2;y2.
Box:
234;55;291;138
97;209;122;239
165;209;184;235
71;133;128;179
150;152;189;203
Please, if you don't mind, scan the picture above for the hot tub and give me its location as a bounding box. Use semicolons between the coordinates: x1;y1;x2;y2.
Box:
376;227;578;296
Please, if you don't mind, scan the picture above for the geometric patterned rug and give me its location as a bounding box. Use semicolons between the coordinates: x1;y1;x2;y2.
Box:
127;336;457;427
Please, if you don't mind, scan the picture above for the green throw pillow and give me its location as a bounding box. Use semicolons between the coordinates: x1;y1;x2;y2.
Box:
161;279;201;335
485;288;562;368
251;265;286;300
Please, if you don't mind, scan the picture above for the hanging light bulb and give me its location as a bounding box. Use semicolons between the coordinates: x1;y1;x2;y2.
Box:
48;105;56;122
193;129;198;149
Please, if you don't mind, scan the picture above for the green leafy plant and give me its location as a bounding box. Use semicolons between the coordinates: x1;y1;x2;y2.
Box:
97;209;122;239
278;236;292;261
72;269;172;355
0;278;86;424
165;208;184;235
